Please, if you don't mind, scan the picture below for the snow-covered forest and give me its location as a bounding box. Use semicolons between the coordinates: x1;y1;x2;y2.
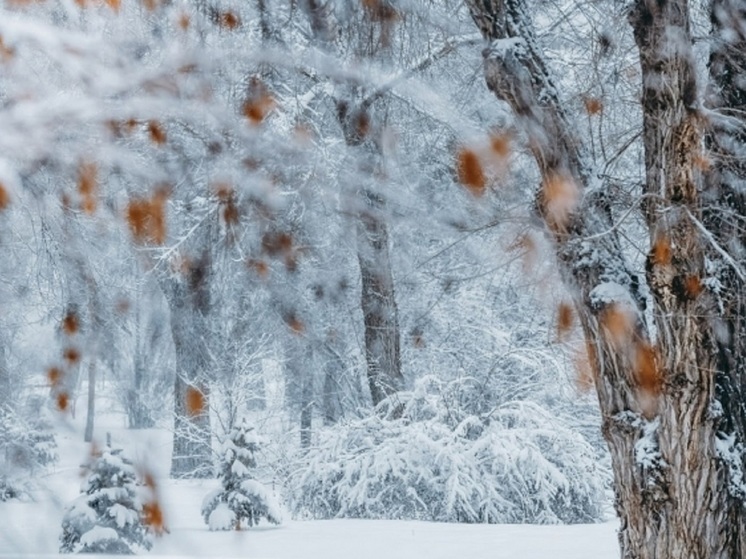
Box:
1;0;746;557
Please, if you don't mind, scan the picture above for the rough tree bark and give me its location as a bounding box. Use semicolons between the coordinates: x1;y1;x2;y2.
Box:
302;0;404;408
162;249;213;478
464;0;746;557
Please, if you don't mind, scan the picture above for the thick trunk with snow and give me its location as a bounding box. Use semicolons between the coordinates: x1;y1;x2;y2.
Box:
465;0;746;557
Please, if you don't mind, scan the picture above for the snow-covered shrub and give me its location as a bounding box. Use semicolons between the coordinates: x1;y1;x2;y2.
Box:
0;403;57;501
202;418;282;530
60;448;152;554
290;378;606;524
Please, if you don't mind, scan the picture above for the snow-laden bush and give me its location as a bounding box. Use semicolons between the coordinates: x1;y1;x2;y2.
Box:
60;448;152;554
202;418;282;530
0;403;57;501
290;378;606;524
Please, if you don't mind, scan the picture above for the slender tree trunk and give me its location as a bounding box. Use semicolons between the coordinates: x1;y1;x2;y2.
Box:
84;360;95;443
464;1;746;557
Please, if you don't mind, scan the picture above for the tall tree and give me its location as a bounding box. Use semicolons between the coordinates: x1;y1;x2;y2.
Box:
302;0;404;407
464;0;746;557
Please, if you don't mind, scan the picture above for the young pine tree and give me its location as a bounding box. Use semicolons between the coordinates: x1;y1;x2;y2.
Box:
60;448;152;554
201;418;281;530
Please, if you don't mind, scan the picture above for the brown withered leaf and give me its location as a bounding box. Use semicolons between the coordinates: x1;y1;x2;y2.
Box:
583;96;603;115
63;347;81;364
218;10;240;29
694;152;712;171
600;303;636;348
78;161;97;214
684;275;703;300
262;232;292;256
541;173;579;232
456;148;486;196
223;202;239;225
489;133;511;159
47;367;63;387
104;0;121;11
285;313;305;335
635;343;660;395
127;190;168;245
246;258;269;279
556;302;574;341
148;121;167;145
0;37;14;63
362;0;399;22
651;235;672;266
0;183;10;211
185;386;205;417
178;13;191;30
56;392;70;412
62;312;80;335
212;182;234;202
242;78;276;124
143;501;166;535
573;345;595;393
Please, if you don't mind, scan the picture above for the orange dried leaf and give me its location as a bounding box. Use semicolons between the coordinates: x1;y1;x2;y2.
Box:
56;392;69;411
223;202;239;225
104;0;121;11
143;501;166;534
178;13;191;30
651;235;671;266
636;343;661;396
694;153;711;171
456;148;486;196
583;96;603;115
0;183;10;211
556;302;574;340
212;182;234;202
148;121;167;145
600;303;635;347
573;346;595;393
286;314;305;335
47;367;63;387
684;275;703;299
127;191;167;245
489;133;511;159
242;77;276;124
63;347;81;364
218;10;240;29
62;312;80;335
246;258;269;279
0;37;14;63
78;161;98;214
362;0;399;22
541;173;579;232
185;386;205;417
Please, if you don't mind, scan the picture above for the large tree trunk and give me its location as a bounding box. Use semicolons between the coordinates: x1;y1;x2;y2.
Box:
301;0;404;409
356;189;403;406
163;250;213;478
464;0;746;557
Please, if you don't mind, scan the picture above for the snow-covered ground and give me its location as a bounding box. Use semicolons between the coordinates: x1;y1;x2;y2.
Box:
0;411;620;558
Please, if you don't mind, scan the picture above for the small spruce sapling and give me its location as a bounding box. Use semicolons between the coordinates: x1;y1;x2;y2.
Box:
60;447;152;554
201;418;281;530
